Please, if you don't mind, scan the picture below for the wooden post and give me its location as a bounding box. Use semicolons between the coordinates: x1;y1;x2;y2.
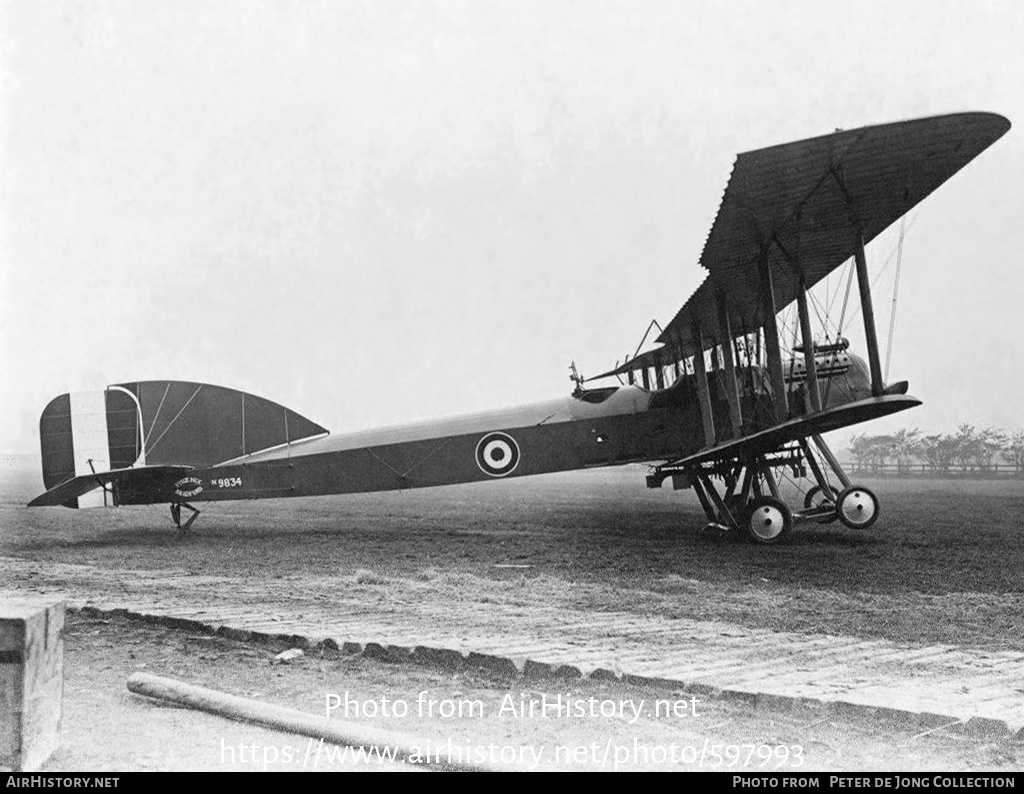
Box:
1;597;64;772
127;672;512;772
691;322;716;447
853;233;885;396
654;352;665;390
716;292;744;439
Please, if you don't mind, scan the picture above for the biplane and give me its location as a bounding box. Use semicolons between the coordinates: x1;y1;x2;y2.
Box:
29;112;1010;542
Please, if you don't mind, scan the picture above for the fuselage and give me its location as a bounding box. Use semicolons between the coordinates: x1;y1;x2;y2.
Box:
114;353;888;507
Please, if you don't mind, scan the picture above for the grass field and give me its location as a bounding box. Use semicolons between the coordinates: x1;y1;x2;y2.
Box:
2;462;1022;651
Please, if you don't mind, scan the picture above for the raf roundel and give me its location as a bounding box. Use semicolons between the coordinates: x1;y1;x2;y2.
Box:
475;432;521;477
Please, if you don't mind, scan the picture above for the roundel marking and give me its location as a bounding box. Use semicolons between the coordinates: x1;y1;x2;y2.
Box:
475;432;521;477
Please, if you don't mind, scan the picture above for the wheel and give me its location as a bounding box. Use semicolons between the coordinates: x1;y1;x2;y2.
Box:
803;484;837;509
835;485;880;530
745;496;793;544
804;484;839;524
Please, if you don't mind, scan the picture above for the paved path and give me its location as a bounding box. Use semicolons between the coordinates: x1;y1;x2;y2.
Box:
3;556;1021;732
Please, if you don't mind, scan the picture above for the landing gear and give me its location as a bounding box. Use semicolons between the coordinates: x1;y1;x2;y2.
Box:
170;502;201;533
650;433;884;545
835;485;880;530
745;496;793;544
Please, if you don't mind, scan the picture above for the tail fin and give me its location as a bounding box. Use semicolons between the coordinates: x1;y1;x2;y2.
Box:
36;380;328;507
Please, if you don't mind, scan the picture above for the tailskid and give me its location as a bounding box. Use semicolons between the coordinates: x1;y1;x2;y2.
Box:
170;502;201;533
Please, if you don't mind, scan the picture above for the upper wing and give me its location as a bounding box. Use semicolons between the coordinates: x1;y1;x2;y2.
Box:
591;112;1010;378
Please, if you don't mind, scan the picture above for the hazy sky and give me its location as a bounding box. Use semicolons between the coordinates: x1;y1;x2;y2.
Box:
3;0;1023;455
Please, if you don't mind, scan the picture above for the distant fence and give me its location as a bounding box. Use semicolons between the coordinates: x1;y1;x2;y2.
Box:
848;462;1024;479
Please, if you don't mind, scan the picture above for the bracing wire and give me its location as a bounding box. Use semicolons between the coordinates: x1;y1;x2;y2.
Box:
843;211;921;332
884;216;907;382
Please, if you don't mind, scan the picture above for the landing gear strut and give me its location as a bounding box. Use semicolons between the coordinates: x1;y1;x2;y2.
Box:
170;502;200;532
650;433;882;544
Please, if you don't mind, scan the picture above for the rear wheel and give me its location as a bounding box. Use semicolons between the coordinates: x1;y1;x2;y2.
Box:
804;484;839;524
835;485;880;530
745;496;793;544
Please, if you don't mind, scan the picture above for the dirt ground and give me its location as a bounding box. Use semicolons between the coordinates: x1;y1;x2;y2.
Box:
43;611;1024;772
3;460;1023;772
3;465;1022;649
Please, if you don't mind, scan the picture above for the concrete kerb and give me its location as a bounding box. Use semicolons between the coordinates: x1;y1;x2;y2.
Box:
961;717;1013;740
466;652;520;679
215;626;253;642
67;606;1019;740
523;660;583;682
412;646;467;672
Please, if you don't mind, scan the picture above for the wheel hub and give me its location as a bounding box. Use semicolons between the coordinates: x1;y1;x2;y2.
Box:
841;491;875;524
751;505;785;540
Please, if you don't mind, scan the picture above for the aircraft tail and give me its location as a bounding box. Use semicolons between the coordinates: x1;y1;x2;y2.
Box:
36;380;328;508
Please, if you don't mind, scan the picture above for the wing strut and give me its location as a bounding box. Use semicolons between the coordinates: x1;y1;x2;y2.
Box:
795;271;822;413
853;232;884;396
690;322;716;447
715;292;744;438
832;167;885;396
654;350;666;390
758;247;789;422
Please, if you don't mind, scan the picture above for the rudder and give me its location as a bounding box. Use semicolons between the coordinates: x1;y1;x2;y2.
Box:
37;380;328;507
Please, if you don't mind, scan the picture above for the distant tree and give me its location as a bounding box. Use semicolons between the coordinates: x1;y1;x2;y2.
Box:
848;434;871;467
891;428;921;474
919;433;957;473
974;427;1007;471
952;424;980;471
870;435;896;469
847;424;1019;477
847;434;896;470
1004;429;1024;475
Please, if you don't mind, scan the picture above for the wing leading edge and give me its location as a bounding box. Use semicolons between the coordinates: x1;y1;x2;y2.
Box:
591;112;1010;379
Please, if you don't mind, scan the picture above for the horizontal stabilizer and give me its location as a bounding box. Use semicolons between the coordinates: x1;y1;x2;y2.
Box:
28;465;191;508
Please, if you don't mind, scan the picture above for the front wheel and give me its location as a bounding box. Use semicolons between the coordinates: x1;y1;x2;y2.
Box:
835;485;880;530
745;496;793;545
